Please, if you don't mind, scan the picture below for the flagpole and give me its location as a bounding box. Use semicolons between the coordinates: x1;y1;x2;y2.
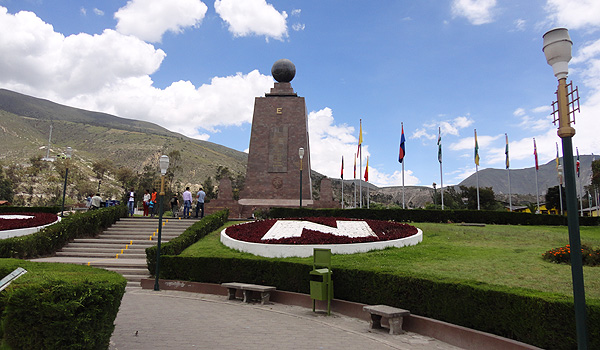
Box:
353;153;357;208
341;156;344;209
577;148;583;216
437;127;443;210
359;119;363;209
439;161;444;210
402;162;405;209
474;129;480;210
506;133;512;212
535;166;540;213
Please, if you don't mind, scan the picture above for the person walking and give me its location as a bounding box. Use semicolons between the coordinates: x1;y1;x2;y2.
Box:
89;193;102;210
195;186;206;218
150;188;157;217
127;187;136;217
170;193;179;218
182;187;192;218
142;189;150;216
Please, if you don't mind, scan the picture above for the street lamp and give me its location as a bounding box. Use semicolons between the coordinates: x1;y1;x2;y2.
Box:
60;147;72;217
543;27;588;349
299;147;305;207
154;155;170;291
432;182;437;208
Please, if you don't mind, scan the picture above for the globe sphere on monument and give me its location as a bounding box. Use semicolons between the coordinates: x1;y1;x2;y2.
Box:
271;59;296;83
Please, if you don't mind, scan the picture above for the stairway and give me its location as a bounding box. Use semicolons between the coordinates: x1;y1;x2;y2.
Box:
32;217;197;288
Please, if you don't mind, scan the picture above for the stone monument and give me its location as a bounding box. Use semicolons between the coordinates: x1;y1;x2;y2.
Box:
239;59;313;210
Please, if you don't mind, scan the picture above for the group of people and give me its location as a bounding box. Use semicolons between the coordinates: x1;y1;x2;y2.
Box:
141;189;158;217
179;186;206;219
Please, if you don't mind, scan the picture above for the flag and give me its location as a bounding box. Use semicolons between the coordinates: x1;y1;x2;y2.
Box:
364;156;369;182
577;147;580;177
398;123;405;163
505;133;509;169
474;129;480;166
341;156;344;179
437;127;442;163
353;153;356;178
357;119;363;157
534;138;539;171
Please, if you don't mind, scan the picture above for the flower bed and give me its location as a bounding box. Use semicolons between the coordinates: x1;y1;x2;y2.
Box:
0;212;59;231
225;217;418;245
542;244;600;266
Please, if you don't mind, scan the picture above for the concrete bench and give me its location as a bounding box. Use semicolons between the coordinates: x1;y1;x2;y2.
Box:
363;304;410;335
221;282;276;305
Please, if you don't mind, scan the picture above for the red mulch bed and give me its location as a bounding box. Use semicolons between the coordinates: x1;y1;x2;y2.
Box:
225;217;418;245
0;212;59;231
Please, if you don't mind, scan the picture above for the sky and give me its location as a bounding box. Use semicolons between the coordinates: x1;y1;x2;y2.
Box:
1;0;600;188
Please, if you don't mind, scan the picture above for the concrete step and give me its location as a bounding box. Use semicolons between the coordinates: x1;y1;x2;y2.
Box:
59;247;147;254
65;242;155;249
122;274;148;283
105;268;149;275
72;238;164;245
55;251;146;259
92;234;179;240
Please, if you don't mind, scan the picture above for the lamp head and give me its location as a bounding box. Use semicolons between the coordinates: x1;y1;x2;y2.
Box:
299;147;305;159
543;28;572;79
159;155;170;175
433;182;436;189
65;147;72;158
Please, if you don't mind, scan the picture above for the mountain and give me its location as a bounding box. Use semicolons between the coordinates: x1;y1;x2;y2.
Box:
458;155;594;196
0;89;247;190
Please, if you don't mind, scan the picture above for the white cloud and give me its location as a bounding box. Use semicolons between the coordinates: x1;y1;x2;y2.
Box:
93;8;104;16
545;0;600;30
451;0;497;25
513;108;525;116
449;133;501;152
80;7;86;16
0;7;273;141
514;19;525;31
440;115;474;136
214;0;288;41
412;128;435;141
115;0;207;42
532;105;552;114
292;23;305;31
307;108;420;187
291;9;301;16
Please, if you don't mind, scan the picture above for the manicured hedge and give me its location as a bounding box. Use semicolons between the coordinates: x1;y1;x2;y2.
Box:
267;207;600;226
0;259;126;350
0;205;127;258
146;209;229;274
156;255;599;350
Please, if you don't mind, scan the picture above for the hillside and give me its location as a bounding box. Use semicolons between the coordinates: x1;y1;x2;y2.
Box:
0;89;248;189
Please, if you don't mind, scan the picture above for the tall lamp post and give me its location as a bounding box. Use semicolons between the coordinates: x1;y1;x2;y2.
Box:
543;27;588;349
60;147;73;217
153;155;170;291
299;147;304;207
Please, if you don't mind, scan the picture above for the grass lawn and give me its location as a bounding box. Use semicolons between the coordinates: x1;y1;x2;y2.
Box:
181;221;600;300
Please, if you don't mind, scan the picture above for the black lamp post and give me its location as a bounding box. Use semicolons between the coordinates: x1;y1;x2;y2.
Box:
154;155;170;291
299;147;304;207
543;27;588;349
60;147;72;217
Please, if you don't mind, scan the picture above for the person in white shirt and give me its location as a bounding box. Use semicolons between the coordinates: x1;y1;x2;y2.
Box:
127;188;136;217
182;187;192;218
195;187;206;218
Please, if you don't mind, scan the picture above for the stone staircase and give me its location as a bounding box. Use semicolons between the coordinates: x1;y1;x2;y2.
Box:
32;217;197;288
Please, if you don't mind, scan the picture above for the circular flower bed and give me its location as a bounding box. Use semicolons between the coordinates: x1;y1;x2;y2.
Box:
0;212;59;231
221;217;422;258
226;217;418;244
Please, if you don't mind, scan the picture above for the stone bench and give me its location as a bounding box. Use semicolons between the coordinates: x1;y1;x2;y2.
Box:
363;305;410;335
221;282;276;305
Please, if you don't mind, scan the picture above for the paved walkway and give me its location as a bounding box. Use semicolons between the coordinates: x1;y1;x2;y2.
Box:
109;289;462;350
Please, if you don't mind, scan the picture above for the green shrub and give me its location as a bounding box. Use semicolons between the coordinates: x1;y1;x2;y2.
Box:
146;209;228;274
0;205;127;258
0;259;126;350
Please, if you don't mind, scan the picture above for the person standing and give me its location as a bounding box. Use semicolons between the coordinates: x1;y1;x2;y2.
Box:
90;193;102;210
142;189;150;216
150;188;157;217
182;187;192;218
195;186;206;218
127;188;136;217
170;193;179;218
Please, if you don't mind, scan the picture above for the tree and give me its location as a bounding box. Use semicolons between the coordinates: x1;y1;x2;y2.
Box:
202;176;216;201
545;185;566;212
115;168;137;191
0;167;14;202
92;159;115;190
459;186;499;210
432;186;465;210
165;150;182;190
28;155;47;176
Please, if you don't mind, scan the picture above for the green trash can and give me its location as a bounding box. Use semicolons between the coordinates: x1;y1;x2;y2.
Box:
310;249;333;315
